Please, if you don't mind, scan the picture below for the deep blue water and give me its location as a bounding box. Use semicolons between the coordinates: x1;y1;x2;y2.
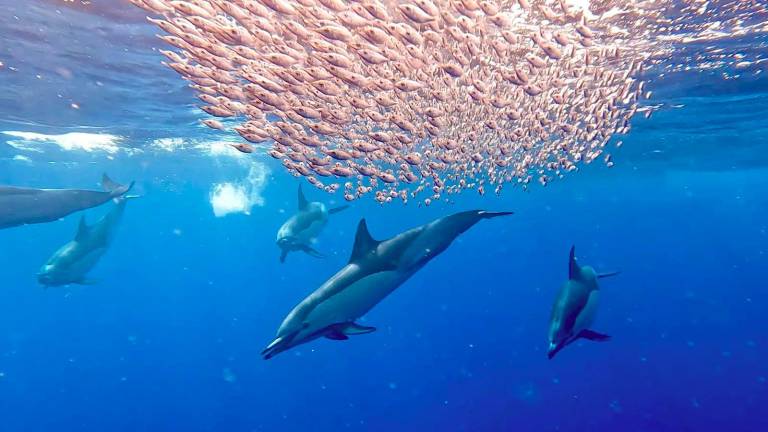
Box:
1;1;768;431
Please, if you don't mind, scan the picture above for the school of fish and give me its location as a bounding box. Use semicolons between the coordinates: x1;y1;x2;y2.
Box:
127;0;766;204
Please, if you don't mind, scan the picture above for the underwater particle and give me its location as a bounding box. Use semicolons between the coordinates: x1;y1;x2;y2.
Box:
388;382;397;390
758;376;766;384
172;228;182;236
515;383;539;404
0;371;5;378
222;368;237;383
70;103;80;109
609;400;623;413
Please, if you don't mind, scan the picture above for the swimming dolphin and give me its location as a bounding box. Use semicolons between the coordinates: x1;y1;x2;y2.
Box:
276;184;348;263
547;246;619;359
262;209;513;359
37;195;134;287
0;174;133;230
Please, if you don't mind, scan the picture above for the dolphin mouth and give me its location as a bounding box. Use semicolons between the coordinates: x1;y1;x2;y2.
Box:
261;336;285;360
261;331;300;360
547;342;562;360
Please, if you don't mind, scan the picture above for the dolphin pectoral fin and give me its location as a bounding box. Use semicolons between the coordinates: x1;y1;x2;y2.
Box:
279;249;288;263
325;330;349;340
301;245;325;259
597;271;620;279
343;322;376;335
324;322;376;340
328;205;349;215
577;329;611;342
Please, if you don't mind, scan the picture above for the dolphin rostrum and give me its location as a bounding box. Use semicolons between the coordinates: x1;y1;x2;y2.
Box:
276;184;348;263
262;210;513;359
37;195;135;287
0;174;133;230
547;246;619;359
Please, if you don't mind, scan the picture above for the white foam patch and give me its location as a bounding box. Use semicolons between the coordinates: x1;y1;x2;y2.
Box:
12;155;32;163
209;162;270;217
151;137;186;152
204;141;245;157
2;131;123;153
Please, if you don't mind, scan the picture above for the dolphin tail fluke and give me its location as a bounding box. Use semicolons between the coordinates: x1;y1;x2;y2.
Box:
577;329;611;342
597;270;620;279
101;174;134;197
478;210;514;219
328;205;349;215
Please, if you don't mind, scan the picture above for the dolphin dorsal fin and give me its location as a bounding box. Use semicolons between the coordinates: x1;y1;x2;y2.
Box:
75;216;90;242
349;219;379;263
568;245;580;279
297;184;309;211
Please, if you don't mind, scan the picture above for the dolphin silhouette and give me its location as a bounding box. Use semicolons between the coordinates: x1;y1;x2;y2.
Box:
276;184;348;263
547;246;619;359
37;195;135;287
263;210;513;359
0;174;133;230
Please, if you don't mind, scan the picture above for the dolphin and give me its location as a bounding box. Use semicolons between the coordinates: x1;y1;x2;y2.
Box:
262;209;513;359
547;246;620;359
37;195;135;287
276;184;348;263
0;174;133;230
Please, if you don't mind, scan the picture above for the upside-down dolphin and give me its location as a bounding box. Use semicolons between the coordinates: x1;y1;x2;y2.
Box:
262;210;513;359
547;246;619;359
276;184;348;263
37;194;135;287
0;174;133;230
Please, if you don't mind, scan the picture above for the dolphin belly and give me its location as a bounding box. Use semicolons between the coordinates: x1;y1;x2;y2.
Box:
307;270;405;328
573;290;599;336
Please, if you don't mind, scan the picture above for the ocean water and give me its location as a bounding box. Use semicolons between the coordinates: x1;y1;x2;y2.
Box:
1;1;767;431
